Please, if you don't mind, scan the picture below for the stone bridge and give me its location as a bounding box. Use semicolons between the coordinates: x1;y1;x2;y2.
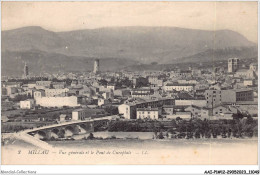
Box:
27;117;110;140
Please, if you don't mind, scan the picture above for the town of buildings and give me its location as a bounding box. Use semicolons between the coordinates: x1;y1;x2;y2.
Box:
1;58;258;126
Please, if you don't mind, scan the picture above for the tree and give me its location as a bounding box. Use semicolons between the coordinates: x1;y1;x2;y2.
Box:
246;116;254;124
27;93;32;99
110;77;115;83
228;128;232;138
159;123;165;130
195;129;201;138
116;78;133;88
153;127;158;138
10;94;28;102
104;106;119;115
87;133;95;140
158;132;164;139
232;113;244;120
168;128;174;134
171;119;177;127
151;62;158;65
99;79;108;86
176;117;182;123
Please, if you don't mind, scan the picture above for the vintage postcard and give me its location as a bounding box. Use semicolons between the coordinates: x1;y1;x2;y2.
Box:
1;1;258;166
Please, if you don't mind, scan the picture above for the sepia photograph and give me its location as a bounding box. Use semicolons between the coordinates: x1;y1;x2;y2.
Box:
1;1;258;169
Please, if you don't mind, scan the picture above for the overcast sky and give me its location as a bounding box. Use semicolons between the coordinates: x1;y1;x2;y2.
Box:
2;1;258;42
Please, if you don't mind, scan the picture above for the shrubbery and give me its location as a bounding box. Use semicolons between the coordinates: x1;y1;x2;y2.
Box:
107;117;258;139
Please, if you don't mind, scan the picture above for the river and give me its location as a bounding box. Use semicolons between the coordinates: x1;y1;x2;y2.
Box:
2;132;258;165
46;131;258;150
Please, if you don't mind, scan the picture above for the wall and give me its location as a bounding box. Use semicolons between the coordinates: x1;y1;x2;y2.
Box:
45;88;69;97
36;96;79;107
20;100;34;109
136;110;159;119
221;90;236;103
166;113;191;120
118;104;136;119
205;90;222;108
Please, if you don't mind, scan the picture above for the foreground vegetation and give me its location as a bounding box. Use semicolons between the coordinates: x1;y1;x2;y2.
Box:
107;117;258;139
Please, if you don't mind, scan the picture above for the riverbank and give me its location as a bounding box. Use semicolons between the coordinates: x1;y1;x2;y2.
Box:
50;131;258;142
2;132;257;149
2;133;257;165
47;136;258;149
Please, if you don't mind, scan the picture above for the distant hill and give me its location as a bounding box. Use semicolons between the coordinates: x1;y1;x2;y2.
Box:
1;50;138;76
174;46;258;63
1;26;257;76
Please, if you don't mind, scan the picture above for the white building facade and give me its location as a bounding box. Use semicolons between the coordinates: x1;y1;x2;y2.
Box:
136;108;160;120
164;83;194;92
20;99;35;109
35;96;79;107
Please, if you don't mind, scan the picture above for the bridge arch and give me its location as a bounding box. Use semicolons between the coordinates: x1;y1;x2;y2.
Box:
64;125;76;137
51;128;59;134
65;126;75;132
77;124;87;134
36;130;47;140
79;124;87;130
57;129;65;138
50;128;60;139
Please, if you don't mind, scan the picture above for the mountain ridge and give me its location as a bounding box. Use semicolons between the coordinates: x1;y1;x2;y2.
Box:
2;26;257;76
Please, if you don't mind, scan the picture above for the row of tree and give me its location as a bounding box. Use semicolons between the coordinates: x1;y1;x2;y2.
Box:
107;117;258;139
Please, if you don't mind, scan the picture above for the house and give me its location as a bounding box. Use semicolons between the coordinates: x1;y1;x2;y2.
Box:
71;80;78;86
68;88;84;96
3;82;22;88
6;87;18;96
45;88;69;97
2;87;7;96
131;88;154;98
177;79;198;85
235;69;257;79
59;114;71;122
205;89;222;108
36;81;52;88
244;79;255;87
114;89;131;97
136;108;161;120
162;105;174;115
98;98;109;106
212;105;231;116
102;91;114;100
163;83;194;92
26;89;34;98
185;105;202;117
118;104;136;119
148;76;163;86
53;82;66;89
28;83;36;89
72;108;105;120
118;98;174;119
170;70;192;78
200;105;236;120
1;116;9;123
72;109;89;120
34;89;45;99
20;99;35;109
107;84;116;91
